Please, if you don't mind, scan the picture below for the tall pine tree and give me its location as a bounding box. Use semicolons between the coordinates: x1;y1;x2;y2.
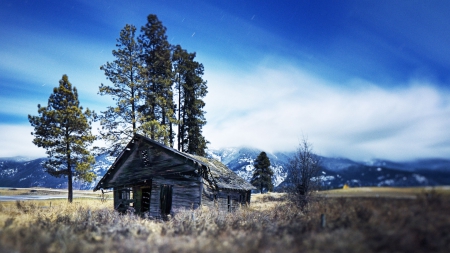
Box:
139;14;176;146
172;45;208;155
98;24;144;155
250;152;274;193
99;14;208;154
173;45;186;151
28;75;96;203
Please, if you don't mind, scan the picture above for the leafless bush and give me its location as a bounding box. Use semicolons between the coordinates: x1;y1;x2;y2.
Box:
286;137;321;208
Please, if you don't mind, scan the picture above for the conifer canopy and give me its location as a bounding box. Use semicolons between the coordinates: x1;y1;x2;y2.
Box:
250;151;274;193
28;75;96;202
99;14;208;156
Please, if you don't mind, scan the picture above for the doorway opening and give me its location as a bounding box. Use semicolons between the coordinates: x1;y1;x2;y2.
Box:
141;187;151;213
160;185;173;216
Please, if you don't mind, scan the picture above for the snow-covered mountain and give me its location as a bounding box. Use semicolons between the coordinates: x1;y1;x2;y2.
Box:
1;149;449;190
207;147;290;187
0;155;115;190
207;149;450;189
285;156;450;189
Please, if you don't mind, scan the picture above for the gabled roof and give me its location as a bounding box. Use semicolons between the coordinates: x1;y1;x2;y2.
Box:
94;134;255;191
187;154;256;191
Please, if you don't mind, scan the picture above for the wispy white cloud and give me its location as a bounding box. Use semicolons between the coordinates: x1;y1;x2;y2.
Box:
0;125;46;158
0;97;42;116
2;58;449;161
0;121;104;158
203;60;450;161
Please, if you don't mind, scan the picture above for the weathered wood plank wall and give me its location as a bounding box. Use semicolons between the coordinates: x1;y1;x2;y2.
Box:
102;139;200;189
147;177;202;217
201;181;251;211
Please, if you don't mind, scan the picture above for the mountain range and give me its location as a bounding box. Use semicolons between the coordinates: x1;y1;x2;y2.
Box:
1;148;449;190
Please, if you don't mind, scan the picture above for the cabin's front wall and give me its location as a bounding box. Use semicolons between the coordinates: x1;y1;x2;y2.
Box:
113;186;135;213
112;175;202;217
146;177;202;217
114;178;251;216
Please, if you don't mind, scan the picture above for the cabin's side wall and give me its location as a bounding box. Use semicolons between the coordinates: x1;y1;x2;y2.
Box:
201;181;216;209
148;176;202;218
216;190;241;212
201;183;252;211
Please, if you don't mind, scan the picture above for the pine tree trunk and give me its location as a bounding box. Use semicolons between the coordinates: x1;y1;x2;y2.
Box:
131;74;136;134
177;77;181;151
66;132;73;203
68;165;73;203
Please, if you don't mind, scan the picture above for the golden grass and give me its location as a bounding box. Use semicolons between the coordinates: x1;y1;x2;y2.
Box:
0;187;110;197
0;187;449;253
249;192;287;210
318;186;450;198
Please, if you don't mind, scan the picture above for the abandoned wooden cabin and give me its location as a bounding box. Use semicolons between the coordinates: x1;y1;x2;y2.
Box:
94;133;256;218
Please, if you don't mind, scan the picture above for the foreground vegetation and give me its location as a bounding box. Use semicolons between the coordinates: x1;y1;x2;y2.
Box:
0;189;449;252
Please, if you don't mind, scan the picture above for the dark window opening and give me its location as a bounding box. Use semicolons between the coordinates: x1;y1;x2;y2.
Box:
160;185;173;216
119;189;130;200
116;188;133;213
141;150;151;167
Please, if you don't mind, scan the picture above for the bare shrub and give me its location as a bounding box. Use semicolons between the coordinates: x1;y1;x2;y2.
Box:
286;137;321;208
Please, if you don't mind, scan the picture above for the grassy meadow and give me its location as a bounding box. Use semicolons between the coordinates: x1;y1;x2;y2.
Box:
0;187;449;253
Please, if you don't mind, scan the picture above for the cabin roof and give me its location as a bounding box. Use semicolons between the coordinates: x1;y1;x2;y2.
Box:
187;154;256;191
94;134;255;191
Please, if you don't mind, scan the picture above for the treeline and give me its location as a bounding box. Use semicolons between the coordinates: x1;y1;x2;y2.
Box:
98;14;208;156
28;14;209;202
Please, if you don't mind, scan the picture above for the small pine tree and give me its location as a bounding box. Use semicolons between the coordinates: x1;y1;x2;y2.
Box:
250;152;274;193
28;75;96;203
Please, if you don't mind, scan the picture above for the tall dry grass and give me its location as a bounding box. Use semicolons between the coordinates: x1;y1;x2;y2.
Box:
0;191;449;253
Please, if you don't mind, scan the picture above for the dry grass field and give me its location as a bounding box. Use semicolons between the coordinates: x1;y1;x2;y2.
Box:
0;187;449;253
0;187;110;198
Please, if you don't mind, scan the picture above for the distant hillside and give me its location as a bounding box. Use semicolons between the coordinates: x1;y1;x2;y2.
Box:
208;148;450;190
0;155;114;190
1;149;449;190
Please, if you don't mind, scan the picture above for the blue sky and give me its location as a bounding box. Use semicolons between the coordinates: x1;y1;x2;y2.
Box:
1;0;449;161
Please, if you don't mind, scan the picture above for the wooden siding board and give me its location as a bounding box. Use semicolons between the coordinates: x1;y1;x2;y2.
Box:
149;182;160;217
147;177;202;217
200;185;250;211
133;186;142;213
